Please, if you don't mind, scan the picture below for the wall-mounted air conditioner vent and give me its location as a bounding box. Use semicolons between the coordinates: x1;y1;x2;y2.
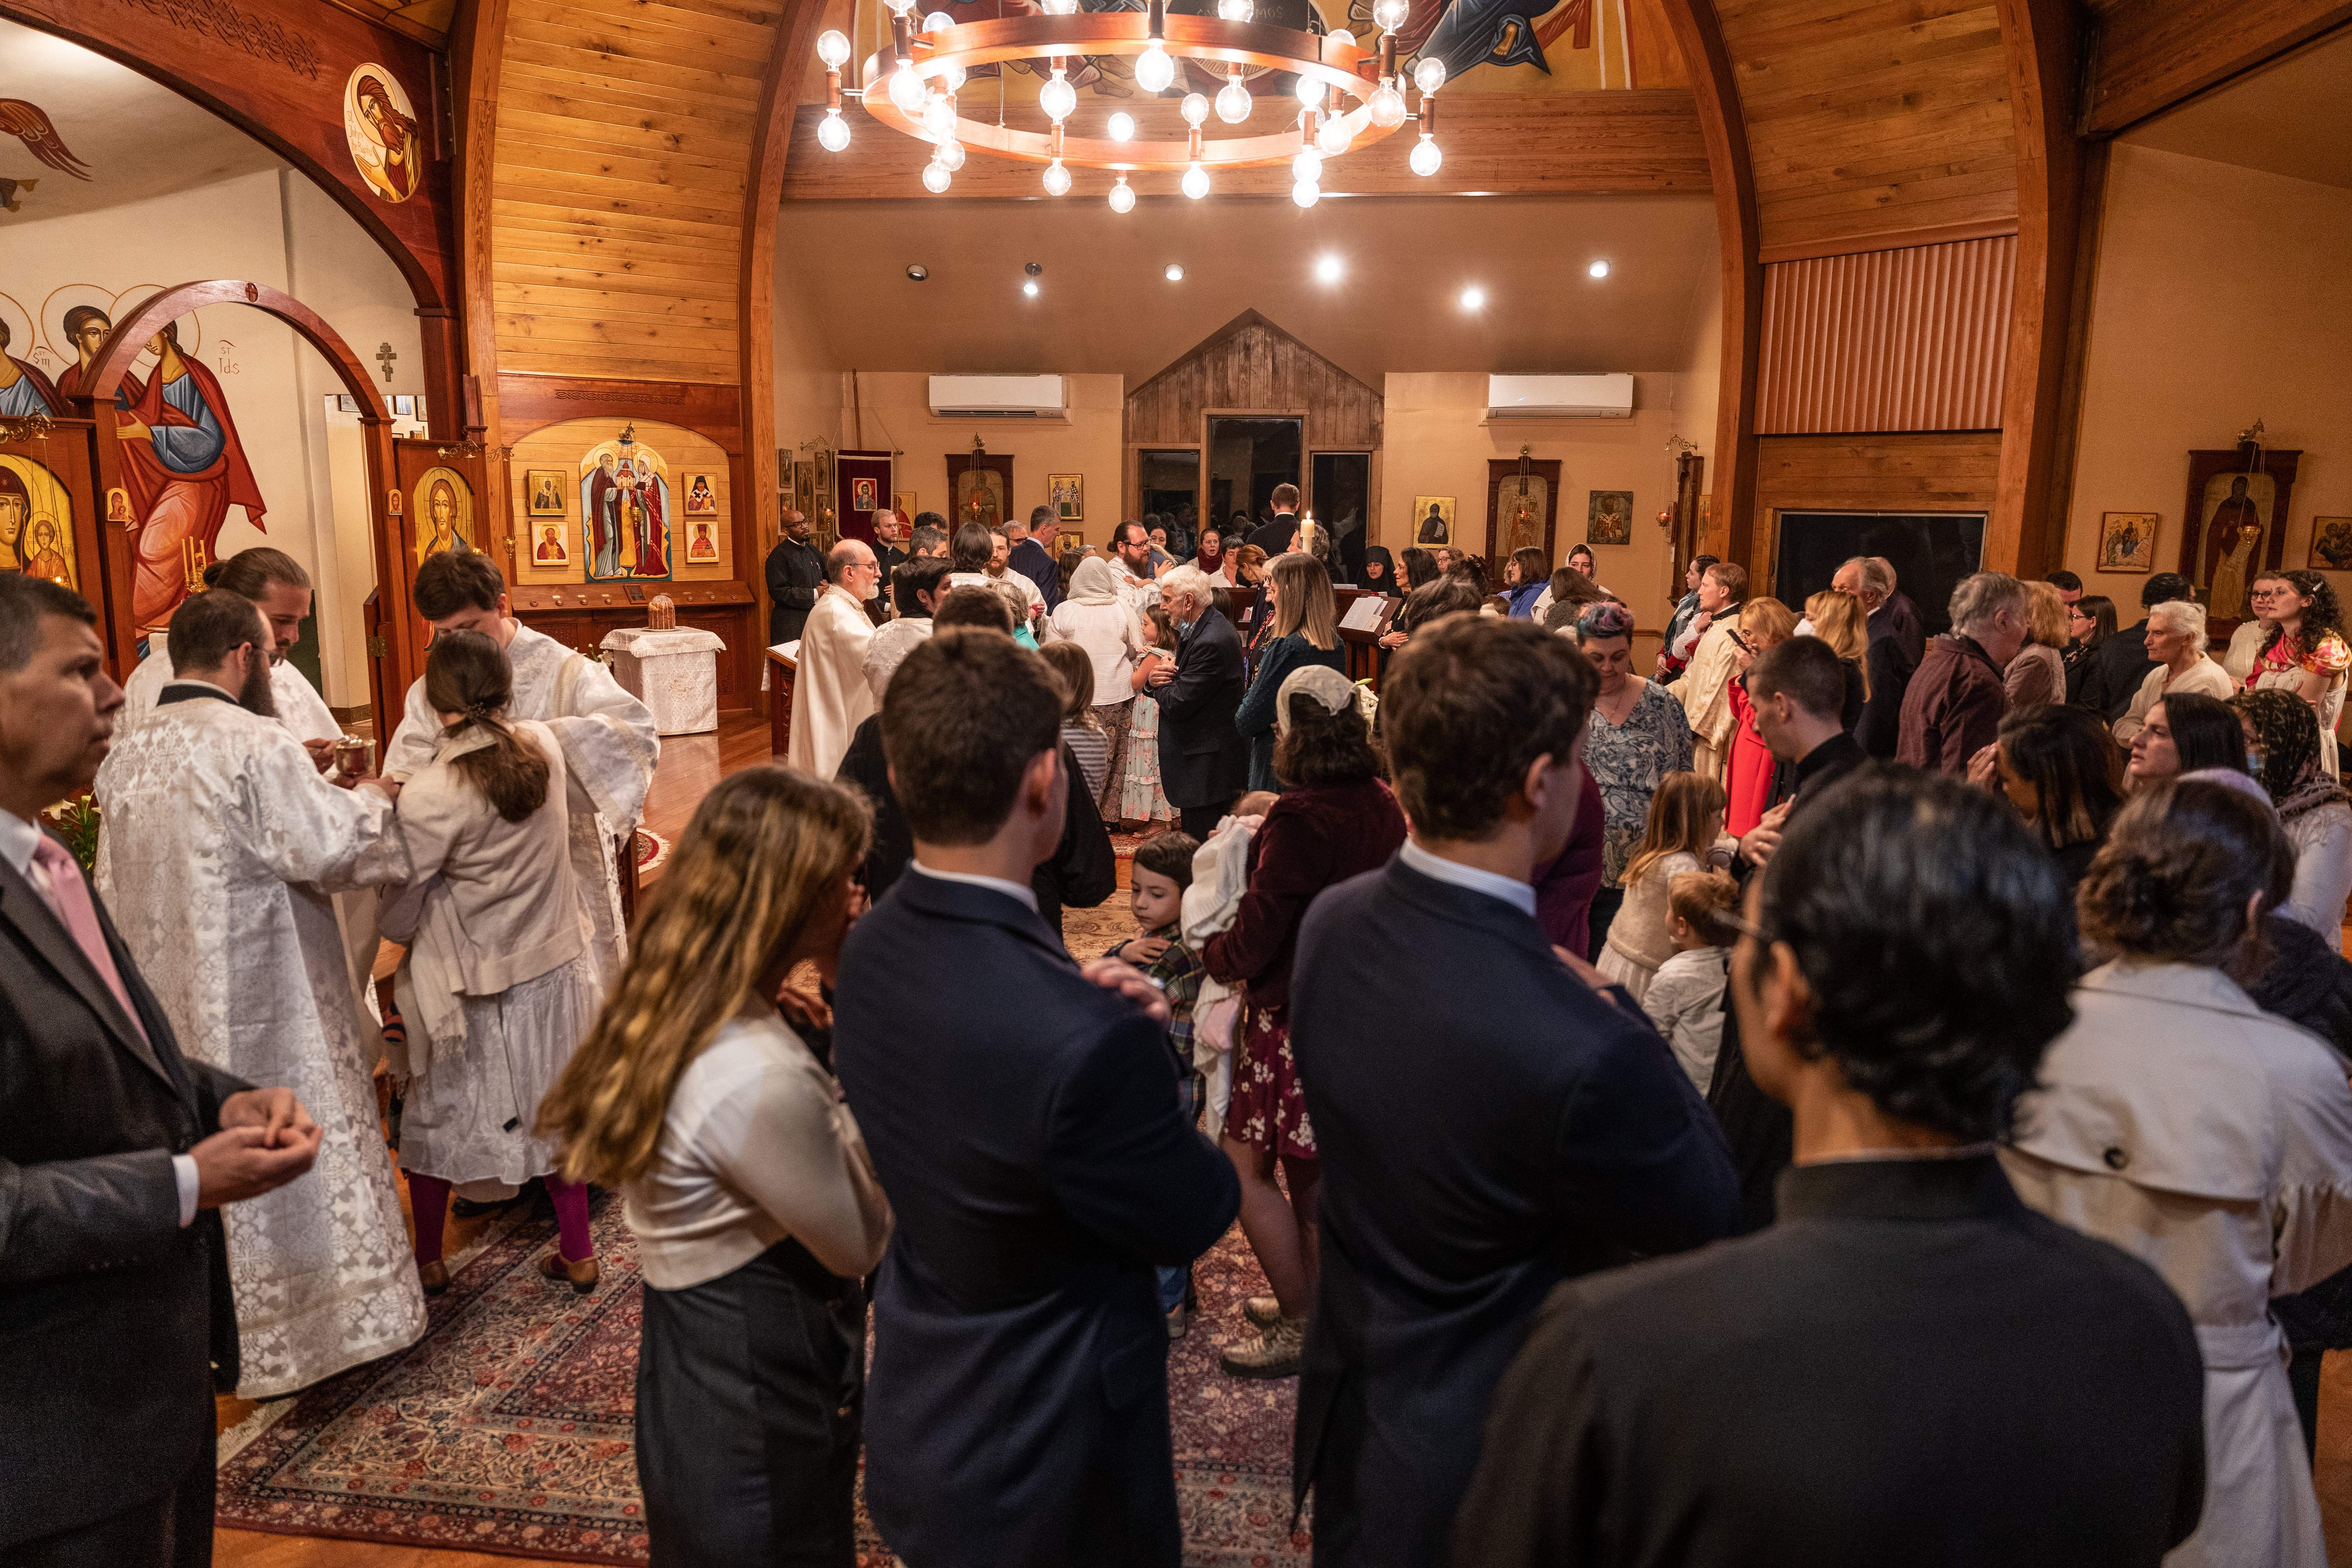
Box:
1487;373;1635;419
929;374;1067;418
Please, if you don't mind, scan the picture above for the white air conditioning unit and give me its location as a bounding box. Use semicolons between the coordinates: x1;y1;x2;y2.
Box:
928;374;1066;418
1487;373;1635;419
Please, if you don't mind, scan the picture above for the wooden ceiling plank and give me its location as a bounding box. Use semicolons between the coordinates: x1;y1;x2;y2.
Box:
502;22;768;94
511;0;777;60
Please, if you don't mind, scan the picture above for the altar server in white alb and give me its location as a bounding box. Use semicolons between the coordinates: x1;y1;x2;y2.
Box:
786;538;883;779
116;547;340;750
94;588;424;1397
382;630;608;1296
384;550;659;984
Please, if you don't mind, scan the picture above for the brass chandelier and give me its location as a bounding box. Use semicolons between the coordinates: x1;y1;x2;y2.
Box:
811;0;1450;207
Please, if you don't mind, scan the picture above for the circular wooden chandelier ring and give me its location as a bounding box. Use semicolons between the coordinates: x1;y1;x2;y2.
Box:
858;13;1398;171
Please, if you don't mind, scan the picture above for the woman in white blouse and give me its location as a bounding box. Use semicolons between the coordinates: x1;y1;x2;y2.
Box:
539;767;891;1567
2003;779;2352;1568
1050;555;1144;815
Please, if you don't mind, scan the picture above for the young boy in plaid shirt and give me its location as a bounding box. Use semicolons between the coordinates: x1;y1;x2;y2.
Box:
1105;830;1204;1334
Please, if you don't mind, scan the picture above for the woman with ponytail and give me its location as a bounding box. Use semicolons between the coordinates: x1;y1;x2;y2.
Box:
380;630;606;1295
537;766;891;1567
2001;779;2352;1568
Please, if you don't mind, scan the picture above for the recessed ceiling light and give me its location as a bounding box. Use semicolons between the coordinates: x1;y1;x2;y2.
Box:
906;264;929;281
1022;279;1040;297
1165;263;1184;281
1460;285;1486;310
1315;254;1343;284
1588;259;1610;279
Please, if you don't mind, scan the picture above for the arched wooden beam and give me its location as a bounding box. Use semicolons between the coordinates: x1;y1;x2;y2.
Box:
1661;0;1760;575
68;279;409;719
1990;0;2088;579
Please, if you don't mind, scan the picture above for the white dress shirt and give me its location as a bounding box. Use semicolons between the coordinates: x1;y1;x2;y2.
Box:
1399;837;1538;916
3;805;200;1225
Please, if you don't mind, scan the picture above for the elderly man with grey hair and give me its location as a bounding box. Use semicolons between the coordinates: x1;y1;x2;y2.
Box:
1896;571;2029;775
1144;567;1250;839
2112;597;2236;744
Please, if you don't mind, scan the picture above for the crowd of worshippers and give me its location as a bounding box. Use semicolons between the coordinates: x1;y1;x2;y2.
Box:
6;519;2352;1568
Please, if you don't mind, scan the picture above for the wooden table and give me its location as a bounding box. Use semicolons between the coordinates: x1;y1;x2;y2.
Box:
766;646;797;760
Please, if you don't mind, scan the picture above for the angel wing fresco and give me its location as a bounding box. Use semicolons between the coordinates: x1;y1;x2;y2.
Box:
0;101;93;180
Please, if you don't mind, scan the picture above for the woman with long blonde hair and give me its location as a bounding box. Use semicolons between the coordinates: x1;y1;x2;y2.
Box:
538;766;892;1568
1807;588;1872;723
1595;771;1727;1003
1234;552;1345;793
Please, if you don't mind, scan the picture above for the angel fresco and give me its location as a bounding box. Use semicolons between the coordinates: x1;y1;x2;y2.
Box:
344;67;423;204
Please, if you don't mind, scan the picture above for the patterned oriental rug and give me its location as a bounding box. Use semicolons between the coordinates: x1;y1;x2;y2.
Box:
215;1192;1311;1566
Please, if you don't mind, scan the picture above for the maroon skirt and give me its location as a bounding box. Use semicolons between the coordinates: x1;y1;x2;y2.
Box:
1226;1002;1316;1160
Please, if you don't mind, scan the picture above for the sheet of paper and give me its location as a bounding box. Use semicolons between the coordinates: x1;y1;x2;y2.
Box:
1339;595;1390;632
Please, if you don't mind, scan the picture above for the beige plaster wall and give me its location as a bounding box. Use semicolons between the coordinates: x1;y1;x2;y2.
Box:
835;371;1125;546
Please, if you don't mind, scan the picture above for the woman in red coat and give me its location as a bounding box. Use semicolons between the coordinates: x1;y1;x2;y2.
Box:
1724;597;1797;837
1203;664;1406;1379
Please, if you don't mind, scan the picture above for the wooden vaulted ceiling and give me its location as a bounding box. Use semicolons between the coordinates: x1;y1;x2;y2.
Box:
488;0;780;385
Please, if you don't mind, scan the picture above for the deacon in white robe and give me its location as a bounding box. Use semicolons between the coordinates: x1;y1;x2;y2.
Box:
385;617;658;986
788;540;882;778
1675;606;1747;784
122;633;341;745
95;669;423;1398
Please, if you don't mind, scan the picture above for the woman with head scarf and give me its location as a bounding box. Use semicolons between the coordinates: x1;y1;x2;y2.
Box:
1050;555;1150;822
2235;687;2352;938
1361;546;1395;593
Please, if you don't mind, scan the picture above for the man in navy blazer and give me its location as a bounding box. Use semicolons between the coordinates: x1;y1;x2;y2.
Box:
1289;615;1742;1568
1145;566;1249;840
835;626;1241;1568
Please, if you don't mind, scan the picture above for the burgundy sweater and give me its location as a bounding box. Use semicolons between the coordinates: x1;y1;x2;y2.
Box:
1203;777;1409;1011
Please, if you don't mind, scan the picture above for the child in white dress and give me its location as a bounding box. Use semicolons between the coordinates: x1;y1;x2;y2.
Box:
1643;869;1740;1092
1596;771;1725;1004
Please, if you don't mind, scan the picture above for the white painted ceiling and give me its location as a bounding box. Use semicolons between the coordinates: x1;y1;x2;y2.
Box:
779;190;1720;386
2122;25;2352;192
0;18;285;223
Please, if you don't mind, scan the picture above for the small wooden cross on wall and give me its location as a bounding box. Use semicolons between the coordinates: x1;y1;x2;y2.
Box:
375;342;397;384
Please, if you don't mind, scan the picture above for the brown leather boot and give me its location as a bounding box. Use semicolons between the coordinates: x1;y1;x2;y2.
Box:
538;1251;599;1295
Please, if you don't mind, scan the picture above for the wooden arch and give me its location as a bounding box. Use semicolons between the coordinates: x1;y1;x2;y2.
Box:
63;279;416;726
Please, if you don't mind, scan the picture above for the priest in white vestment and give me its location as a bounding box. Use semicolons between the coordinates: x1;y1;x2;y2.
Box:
118;547;341;750
788;539;882;778
94;590;425;1397
383;551;659;985
1675;603;1748;784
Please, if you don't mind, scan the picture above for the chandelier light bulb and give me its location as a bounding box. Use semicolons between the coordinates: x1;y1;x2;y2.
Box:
1109;176;1137;213
922;158;953;193
935;138;966;171
1134;43;1176;93
921;10;952;30
1180;91;1211;126
942;62;968;90
888;65;927;112
816;28;852;67
1291;178;1320;208
1412;56;1447;94
1294;71;1326;107
1107;111;1136;141
1040;70;1078;122
1181;160;1210;200
1372;0;1408;32
1216;77;1252;124
922;92;959;140
1409;131;1441;175
1316;112;1351;155
1292;147;1323;183
1588;259;1610;278
1042;0;1080;11
1368;79;1406;128
1042;159;1073;196
817;108;851;151
1327;29;1355;48
886;0;916;15
1216;0;1254;18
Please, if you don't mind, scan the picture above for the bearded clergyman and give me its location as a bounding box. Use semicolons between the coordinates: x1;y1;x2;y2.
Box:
94;588;423;1397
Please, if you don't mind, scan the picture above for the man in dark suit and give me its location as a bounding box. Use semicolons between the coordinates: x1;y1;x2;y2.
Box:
0;575;323;1567
1457;769;2207;1568
764;506;825;645
1006;506;1063;612
1708;637;1869;1230
1288;616;1741;1568
1834;554;1921;757
1249;483;1302;556
834;626;1240;1568
1145;570;1249;840
2080;572;2192;720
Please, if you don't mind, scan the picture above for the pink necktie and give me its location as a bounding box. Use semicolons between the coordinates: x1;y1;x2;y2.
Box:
31;837;149;1044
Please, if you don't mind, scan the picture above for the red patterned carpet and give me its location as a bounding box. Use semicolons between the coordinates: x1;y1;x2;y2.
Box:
215;1192;1308;1565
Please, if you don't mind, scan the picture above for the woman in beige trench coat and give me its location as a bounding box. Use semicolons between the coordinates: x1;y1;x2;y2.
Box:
2002;779;2352;1568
